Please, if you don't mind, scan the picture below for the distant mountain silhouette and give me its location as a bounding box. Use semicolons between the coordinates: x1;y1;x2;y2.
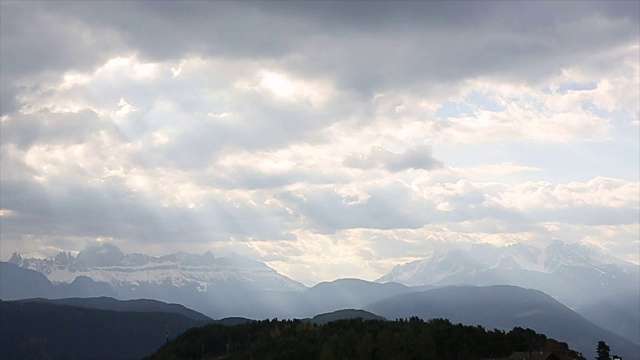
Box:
0;262;54;300
365;285;640;359
311;309;386;325
16;297;211;322
303;278;415;312
576;289;640;346
0;300;209;360
0;262;116;300
60;276;117;298
189;279;428;319
212;317;255;326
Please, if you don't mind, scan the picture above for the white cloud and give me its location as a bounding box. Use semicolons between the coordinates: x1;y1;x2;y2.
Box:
344;145;443;172
489;177;639;210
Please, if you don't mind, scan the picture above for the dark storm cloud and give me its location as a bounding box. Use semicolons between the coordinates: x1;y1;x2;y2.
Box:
3;1;637;95
0;2;124;82
261;1;638;94
344;145;443;172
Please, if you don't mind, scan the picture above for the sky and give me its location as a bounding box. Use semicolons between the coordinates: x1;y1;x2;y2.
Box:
1;1;638;286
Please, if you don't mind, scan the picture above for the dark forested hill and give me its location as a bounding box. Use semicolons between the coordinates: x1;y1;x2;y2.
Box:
145;317;585;360
0;300;209;360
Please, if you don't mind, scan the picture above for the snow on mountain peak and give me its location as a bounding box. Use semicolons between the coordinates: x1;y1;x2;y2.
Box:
378;240;632;286
8;244;307;293
543;240;625;271
377;240;638;308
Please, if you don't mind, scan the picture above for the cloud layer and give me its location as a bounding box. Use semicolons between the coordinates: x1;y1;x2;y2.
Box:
1;1;638;285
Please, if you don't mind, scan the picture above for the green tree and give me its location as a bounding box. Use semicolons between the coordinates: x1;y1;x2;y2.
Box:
319;342;335;360
596;340;611;360
356;332;373;360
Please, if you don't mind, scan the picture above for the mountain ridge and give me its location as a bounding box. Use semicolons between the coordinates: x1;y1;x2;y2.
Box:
8;243;307;296
376;240;639;309
5;239;638;343
15;296;212;322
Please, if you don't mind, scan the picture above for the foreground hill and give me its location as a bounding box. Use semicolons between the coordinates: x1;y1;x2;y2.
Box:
0;300;209;360
365;285;639;359
145;317;585;360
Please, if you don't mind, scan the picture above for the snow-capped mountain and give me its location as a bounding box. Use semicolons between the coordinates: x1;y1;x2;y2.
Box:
377;240;639;309
8;243;307;296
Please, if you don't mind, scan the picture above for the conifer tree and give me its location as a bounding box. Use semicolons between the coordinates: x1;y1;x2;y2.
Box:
596;340;611;360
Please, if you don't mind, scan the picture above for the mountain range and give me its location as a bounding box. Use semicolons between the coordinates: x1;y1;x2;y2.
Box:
8;297;573;360
377;240;639;309
9;240;637;311
8;243;305;294
2;240;639;357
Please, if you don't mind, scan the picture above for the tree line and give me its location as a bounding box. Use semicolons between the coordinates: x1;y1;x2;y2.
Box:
146;317;586;360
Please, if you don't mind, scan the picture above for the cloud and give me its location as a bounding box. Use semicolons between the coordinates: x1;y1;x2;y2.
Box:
1;109;105;150
489;177;639;210
277;180;432;233
344;145;443;172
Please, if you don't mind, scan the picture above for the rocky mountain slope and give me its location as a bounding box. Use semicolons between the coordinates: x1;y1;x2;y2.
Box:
7;243;306;297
